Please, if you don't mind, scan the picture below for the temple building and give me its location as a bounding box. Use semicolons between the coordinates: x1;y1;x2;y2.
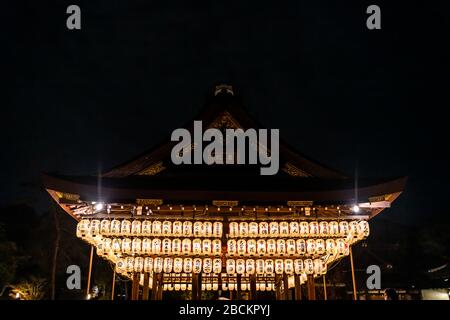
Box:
43;85;406;300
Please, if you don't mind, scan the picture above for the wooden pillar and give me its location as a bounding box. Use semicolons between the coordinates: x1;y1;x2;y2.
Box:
111;269;116;300
230;290;235;300
142;273;150;300
192;273;198;300
275;274;282;300
197;273;202;300
157;273;164;300
131;273;140;300
322;275;328;300
86;246;94;297
307;275;316;300
349;246;358;300
294;275;302;300
236;274;242;300
282;274;289;300
249;274;257;300
151;272;158;300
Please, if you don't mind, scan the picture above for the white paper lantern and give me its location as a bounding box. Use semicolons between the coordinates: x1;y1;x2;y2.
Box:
193;258;202;273
313;259;324;275
206;283;212;291
134;257;144;272
284;259;294;274
122;238;132;254
213;258;222;274
246;259;255;274
213;221;223;237
112;238;122;254
257;239;267;256
100;219;111;235
203;258;212;273
141;220;152;235
183;258;193;273
174;284;181;291
192;239;202;254
162;221;172;236
89;220;100;236
259;222;269;237
152;220;162;236
120;220;131;236
339;221;349;237
172;238;182;255
239;222;249;237
152;238;161;254
247;239;257;256
229;283;235;291
237;239;247;255
202;239;212;255
229;222;239;238
269;222;279;237
102;238;112;254
316;239;325;255
183;221;193;237
279;221;289;237
256;259;265;274
304;259;314;275
227;239;237;256
110;219;121;236
249;222;258;237
213;283;218;291
294;259;304;274
116;258;126;273
203;221;213;237
276;239;286;255
144;257;153;273
300;221;309;237
226;259;236;274
265;259;274;274
132;238;142;254
181;283;187;291
336;239;348;256
236;259;245;274
296;239;306;255
212;239;221;255
131;220;141;236
326;239;336;255
286;239;296;255
77;219;90;238
162;238;171;254
319;221;329;237
359;220;370;237
126;257;134;272
267;239;276;255
329;221;339;236
182;238;191;255
289;221;299;236
193;222;202;237
275;259;284;274
309;221;319;236
172;221;183;236
173;258;183;273
306;239;316;255
349;221;360;238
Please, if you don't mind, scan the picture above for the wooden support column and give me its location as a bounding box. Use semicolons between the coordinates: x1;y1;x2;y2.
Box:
197;273;202;300
142;273;150;300
86;246;94;297
294;275;302;300
192;273;199;300
275;274;282;300
157;273;164;300
349;246;358;300
322;275;328;300
282;274;289;300
151;272;158;300
307;275;316;300
236;274;242;300
249;274;257;300
111;269;116;300
131;273;140;300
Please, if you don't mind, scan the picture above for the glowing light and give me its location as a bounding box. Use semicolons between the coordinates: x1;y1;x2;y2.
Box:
352;205;360;213
94;203;104;211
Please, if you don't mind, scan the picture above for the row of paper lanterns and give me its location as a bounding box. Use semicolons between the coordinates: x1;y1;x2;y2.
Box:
116;257;326;276
77;219;369;239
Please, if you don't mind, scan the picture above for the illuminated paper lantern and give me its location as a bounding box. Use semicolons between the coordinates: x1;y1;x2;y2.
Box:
267;239;276;255
193;222;203;237
275;259;284;274
102;238;112;254
112;238;122;254
289;221;299;236
246;259;255;274
172;238;182;255
304;259;314;275
294;259;304;274
131;220;141;236
259;222;269;237
239;222;249;237
269;222;279;237
122;238;132;254
162;238;171;254
229;222;239;237
134;257;144;272
336;239;347;256
172;221;182;236
306;239;316;255
326;239;336;255
284;259;294;275
77;219;90;238
96;240;106;256
144;257;153;273
226;259;236;274
313;259;324;275
193;258;202;273
276;239;286;255
316;239;325;255
309;221;319;236
163;257;173;273
203;221;213;237
256;259;265;274
100;219;111;235
192;239;202;254
152;220;162;236
249;222;258;237
265;259;274;274
182;238;191;255
173;258;183;273
213;283;218;291
174;283;181;291
141;220;152;235
162;221;172;236
229;283;235;291
152;238;162;254
181;283;187;291
247;239;257;256
236;259;245;274
183;258;193;273
288;275;295;289
300;221;309;237
300;273;307;284
213;221;222;237
279;221;289;237
212;239;221;255
132;238;142;254
183;221;192;237
237;239;247;255
154;257;163;273
206;283;212;291
359;220;370;237
126;257;134;272
349;221;360;238
329;221;339;236
339;221;349;237
319;221;329;237
203;258;212;273
116;258;126;273
212;258;222;274
257;239;267;256
296;239;306;256
89;220;100;236
120;220;131;236
286;239;296;255
202;239;212;255
227;239;237;256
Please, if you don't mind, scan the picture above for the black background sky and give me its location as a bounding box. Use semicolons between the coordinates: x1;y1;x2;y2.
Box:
2;1;450;226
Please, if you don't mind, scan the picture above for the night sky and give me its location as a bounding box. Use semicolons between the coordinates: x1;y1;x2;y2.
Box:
3;1;450;226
